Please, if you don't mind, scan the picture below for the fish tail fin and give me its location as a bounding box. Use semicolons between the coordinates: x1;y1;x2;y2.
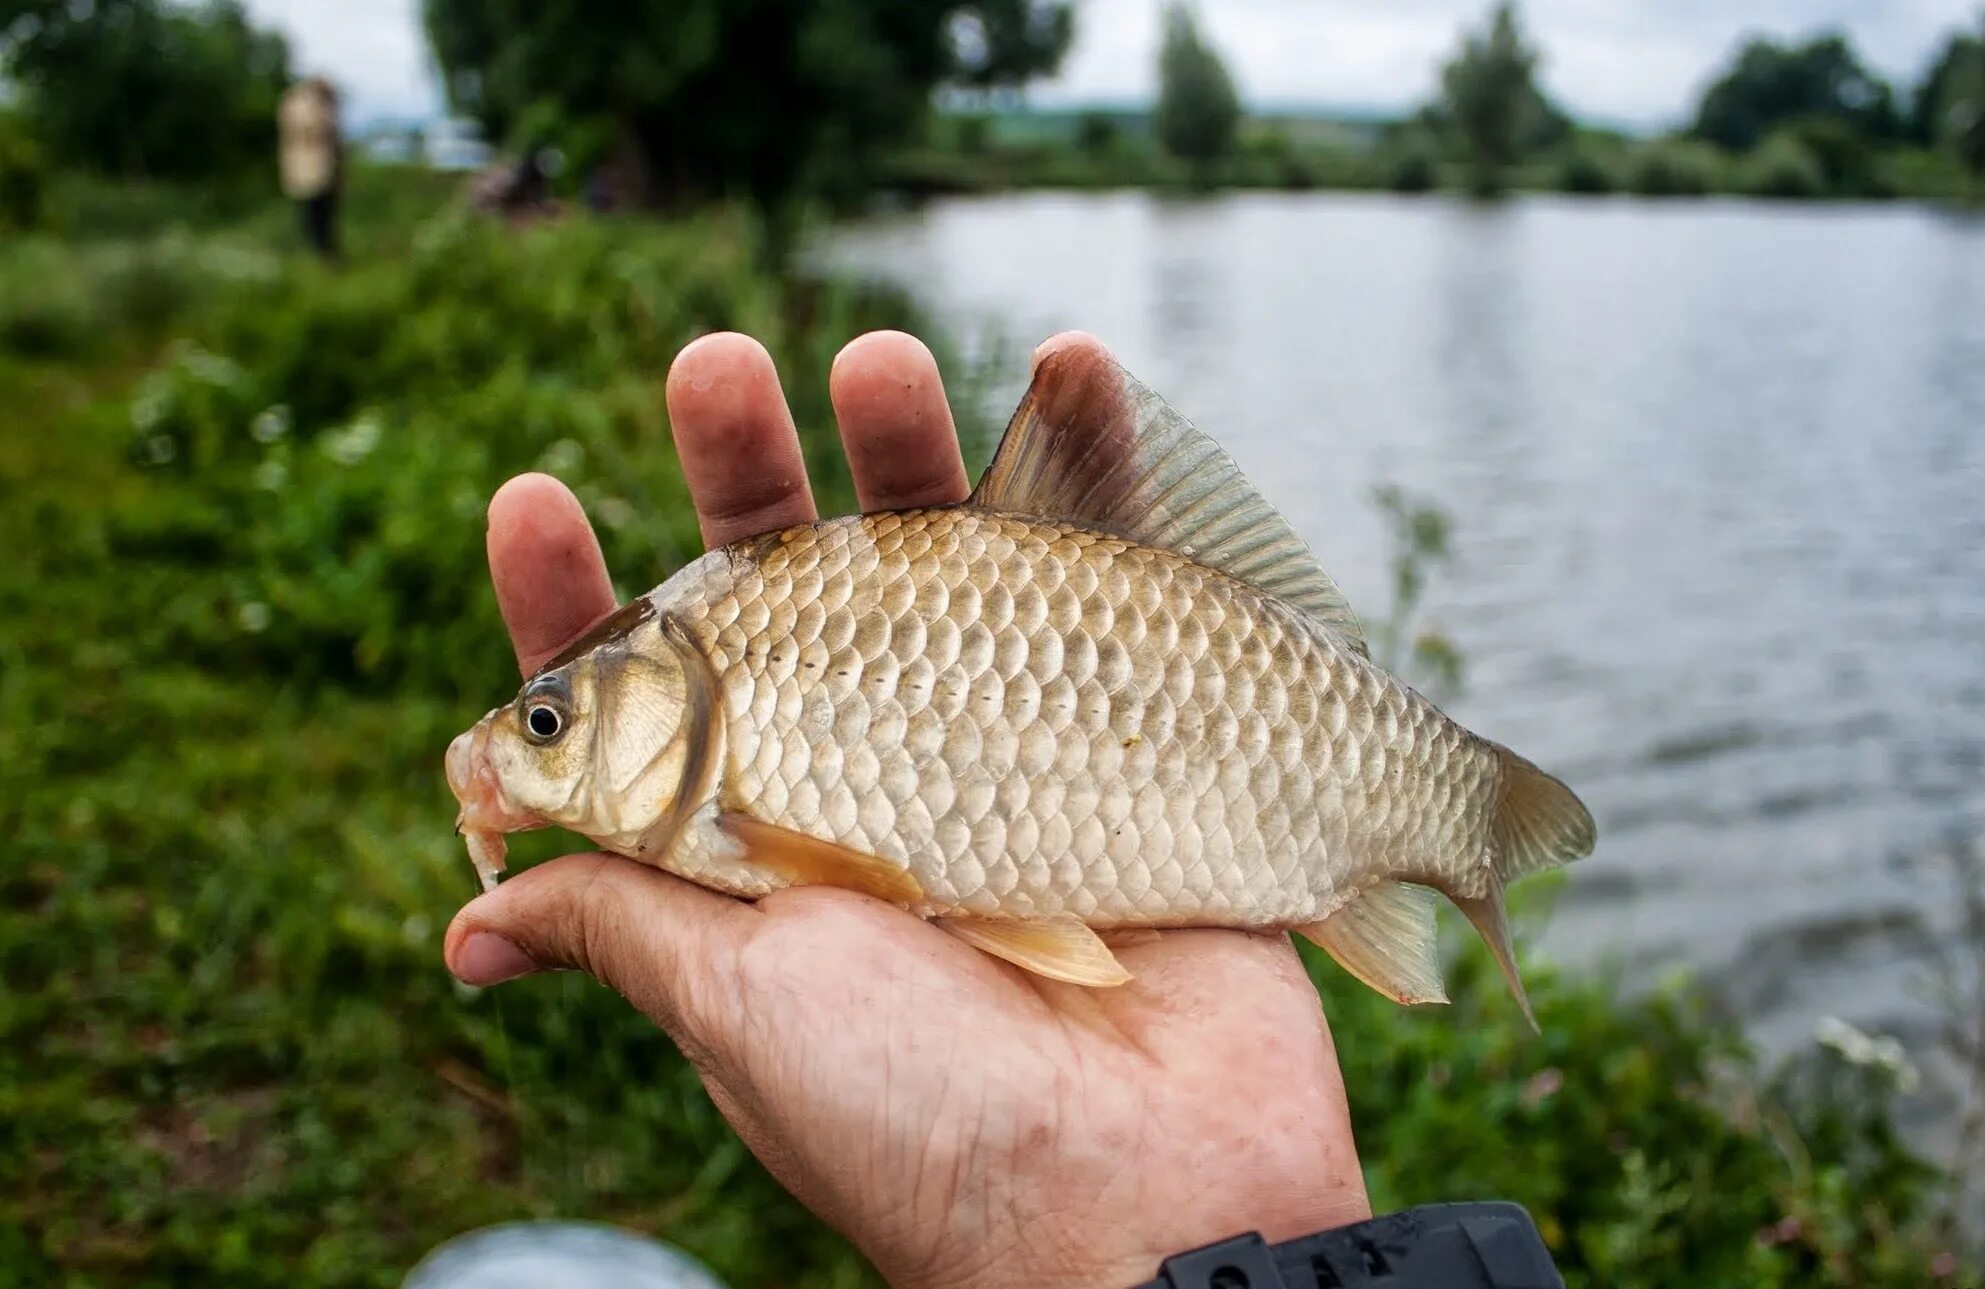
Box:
1486;742;1597;885
1447;744;1596;1032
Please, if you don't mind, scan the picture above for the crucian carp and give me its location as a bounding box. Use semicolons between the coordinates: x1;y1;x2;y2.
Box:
447;345;1595;1021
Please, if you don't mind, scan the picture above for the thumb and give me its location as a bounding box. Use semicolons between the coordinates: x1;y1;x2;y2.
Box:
444;852;753;1057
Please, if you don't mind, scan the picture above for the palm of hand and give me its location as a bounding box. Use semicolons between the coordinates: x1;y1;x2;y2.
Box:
447;331;1369;1289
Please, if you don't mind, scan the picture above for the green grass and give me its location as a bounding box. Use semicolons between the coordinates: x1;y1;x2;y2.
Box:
0;172;1966;1286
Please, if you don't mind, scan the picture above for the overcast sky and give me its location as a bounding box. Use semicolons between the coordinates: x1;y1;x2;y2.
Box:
245;0;1971;130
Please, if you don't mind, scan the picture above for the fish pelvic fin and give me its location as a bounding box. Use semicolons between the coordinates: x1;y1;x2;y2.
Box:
970;337;1368;653
1296;881;1448;1006
939;914;1134;987
717;813;923;905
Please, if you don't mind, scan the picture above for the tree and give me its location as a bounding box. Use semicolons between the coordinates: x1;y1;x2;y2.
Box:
1954;38;1985;184
1435;1;1557;196
1913;17;1985;183
1153;4;1240;172
0;0;290;181
421;0;1072;212
946;2;1073;97
1691;32;1900;152
1075;110;1119;156
1909;27;1983;143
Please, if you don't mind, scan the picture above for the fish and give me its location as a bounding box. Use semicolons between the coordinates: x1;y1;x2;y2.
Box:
446;344;1595;1019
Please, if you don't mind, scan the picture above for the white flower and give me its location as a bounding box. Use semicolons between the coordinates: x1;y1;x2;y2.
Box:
538;438;585;475
1815;1016;1920;1092
251;405;291;444
237;602;272;633
596;497;636;530
253;459;288;491
322;413;383;465
130;382;168;434
184;348;245;389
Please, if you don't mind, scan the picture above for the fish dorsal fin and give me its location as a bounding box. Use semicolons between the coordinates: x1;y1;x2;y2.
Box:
971;342;1367;652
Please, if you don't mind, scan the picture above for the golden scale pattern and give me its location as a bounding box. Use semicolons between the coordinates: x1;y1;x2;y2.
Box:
658;508;1502;927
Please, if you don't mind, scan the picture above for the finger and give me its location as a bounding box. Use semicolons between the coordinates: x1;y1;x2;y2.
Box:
829;331;970;511
487;473;619;676
445;853;757;1061
1031;329;1113;372
665;332;816;548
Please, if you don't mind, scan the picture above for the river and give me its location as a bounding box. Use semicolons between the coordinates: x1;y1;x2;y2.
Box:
821;190;1985;1148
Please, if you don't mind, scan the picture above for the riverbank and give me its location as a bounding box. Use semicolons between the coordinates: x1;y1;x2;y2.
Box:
884;133;1976;203
879;100;1979;204
0;171;1965;1285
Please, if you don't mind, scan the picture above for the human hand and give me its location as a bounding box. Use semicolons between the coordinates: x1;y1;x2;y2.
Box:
444;330;1371;1289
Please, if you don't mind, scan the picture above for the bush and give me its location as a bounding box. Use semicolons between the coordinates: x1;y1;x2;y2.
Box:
1557;145;1618;194
1745;133;1828;199
0;113;46;233
1626;139;1724;196
1777;115;1895;198
1390;148;1439;193
0;229;271;361
5;0;290;184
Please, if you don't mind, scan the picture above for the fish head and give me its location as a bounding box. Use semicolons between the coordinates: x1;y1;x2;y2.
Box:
446;620;711;889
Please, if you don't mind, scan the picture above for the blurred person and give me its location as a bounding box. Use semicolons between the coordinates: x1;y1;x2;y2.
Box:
279;76;343;259
439;329;1562;1289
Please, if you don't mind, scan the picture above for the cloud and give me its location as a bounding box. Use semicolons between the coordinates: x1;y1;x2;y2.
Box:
243;0;440;122
1033;0;1966;126
245;0;1968;130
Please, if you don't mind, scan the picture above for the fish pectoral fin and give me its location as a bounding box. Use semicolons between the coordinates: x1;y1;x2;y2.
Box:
939;915;1134;987
1296;881;1449;1006
717;813;923;905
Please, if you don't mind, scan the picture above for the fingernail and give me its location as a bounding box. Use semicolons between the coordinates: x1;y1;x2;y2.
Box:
451;932;538;985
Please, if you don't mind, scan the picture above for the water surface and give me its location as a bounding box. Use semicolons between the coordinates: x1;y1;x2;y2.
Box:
823;191;1985;1137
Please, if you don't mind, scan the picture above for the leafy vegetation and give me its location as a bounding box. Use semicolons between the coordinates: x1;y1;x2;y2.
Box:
0;0;290;184
1428;1;1564;196
1691;32;1903;152
890;3;1985;203
419;0;1072;212
1153;3;1240;176
0;173;1968;1287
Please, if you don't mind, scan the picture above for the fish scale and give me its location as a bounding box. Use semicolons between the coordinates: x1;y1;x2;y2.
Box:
651;507;1496;927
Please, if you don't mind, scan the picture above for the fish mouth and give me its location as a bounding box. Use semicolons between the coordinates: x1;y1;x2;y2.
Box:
446;721;546;892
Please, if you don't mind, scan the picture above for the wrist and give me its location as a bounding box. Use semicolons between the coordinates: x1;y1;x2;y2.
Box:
1134;1203;1563;1289
885;1184;1372;1289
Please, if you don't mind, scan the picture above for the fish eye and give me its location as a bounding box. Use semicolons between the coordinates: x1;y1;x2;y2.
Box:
518;674;571;745
525;704;564;742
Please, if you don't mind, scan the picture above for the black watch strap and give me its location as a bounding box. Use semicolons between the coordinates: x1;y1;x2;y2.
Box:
1134;1202;1563;1289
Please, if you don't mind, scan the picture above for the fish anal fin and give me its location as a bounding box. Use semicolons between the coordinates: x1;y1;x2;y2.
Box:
1452;886;1539;1034
1296;882;1448;1006
970;338;1368;652
717;813;923;905
939;914;1133;987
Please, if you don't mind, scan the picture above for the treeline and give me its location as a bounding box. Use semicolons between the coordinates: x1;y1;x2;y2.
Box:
899;2;1985;202
0;0;1080;231
4;0;1979;224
